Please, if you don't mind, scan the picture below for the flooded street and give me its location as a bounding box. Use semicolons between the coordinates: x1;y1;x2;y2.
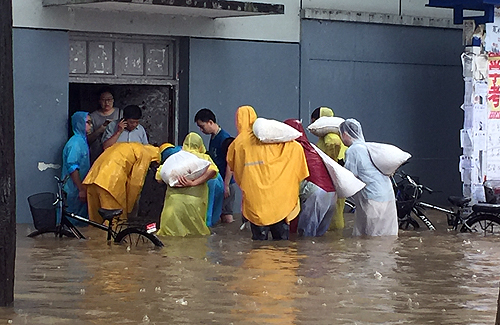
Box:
1;211;500;324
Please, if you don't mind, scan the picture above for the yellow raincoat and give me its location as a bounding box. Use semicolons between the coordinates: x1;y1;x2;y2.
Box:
156;133;218;237
227;105;309;227
316;107;347;230
83;143;160;223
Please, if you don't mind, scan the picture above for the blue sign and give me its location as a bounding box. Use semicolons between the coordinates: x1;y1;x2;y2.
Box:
427;0;500;24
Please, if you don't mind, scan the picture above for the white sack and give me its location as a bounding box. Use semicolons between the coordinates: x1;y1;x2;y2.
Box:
159;150;211;187
307;116;345;137
312;144;366;198
365;142;411;176
252;117;302;143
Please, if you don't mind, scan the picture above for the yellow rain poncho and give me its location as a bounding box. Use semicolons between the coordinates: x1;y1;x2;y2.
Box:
156;133;218;237
227;105;309;227
83;143;160;223
316;107;347;230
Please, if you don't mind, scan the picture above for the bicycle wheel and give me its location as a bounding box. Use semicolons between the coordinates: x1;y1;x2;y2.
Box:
114;228;164;249
344;199;356;213
461;213;500;235
399;213;420;230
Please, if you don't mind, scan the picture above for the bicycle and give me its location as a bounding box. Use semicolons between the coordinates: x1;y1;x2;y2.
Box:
30;175;164;249
394;170;500;235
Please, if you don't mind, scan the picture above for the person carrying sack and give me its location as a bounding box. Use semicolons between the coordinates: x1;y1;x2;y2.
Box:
339;119;398;237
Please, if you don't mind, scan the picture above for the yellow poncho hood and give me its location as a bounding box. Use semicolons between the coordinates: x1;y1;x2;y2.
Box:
227;105;309;226
83;143;159;213
182;132;219;174
317;107;347;161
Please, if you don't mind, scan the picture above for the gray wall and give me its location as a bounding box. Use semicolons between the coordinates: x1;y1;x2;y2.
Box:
189;38;301;138
188;38;301;214
13;28;69;223
300;20;464;205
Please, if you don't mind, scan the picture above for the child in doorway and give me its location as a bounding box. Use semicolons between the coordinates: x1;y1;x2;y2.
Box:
194;108;236;223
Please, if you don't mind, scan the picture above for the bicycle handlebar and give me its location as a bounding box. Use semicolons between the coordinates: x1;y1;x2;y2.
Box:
396;170;434;195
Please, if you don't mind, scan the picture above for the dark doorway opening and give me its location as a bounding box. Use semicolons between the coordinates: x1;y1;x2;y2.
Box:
69;83;176;223
69;83;175;145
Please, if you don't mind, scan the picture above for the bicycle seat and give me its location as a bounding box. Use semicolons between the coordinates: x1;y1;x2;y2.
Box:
98;208;123;221
472;203;500;214
448;196;471;207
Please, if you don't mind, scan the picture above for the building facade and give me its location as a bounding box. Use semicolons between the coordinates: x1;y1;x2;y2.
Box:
13;0;463;222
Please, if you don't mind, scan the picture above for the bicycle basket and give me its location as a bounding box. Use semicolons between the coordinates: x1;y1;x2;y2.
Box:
484;180;500;203
396;199;415;219
395;177;421;201
27;192;57;231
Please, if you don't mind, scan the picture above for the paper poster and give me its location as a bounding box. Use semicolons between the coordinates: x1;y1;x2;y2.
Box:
461;129;473;149
472;183;486;202
462;53;474;78
474;55;488;80
487;158;500;178
488;54;500;118
463;183;472;197
486;8;500;53
464;77;473;106
461;168;472;183
474;131;487;150
473;105;488;132
474;79;488;97
463;105;473;129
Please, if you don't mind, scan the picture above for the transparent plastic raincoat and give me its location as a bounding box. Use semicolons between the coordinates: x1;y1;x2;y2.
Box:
156;133;219;236
316;107;347;230
185;133;224;227
227;106;309;227
284;119;336;236
83;143;159;223
340;119;398;236
61;111;90;223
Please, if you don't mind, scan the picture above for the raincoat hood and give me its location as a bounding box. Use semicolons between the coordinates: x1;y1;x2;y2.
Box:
319;107;334;118
340;118;365;144
178;132;218;175
284;119;335;192
183;132;207;154
235;105;257;134
227;111;309;226
71;111;89;142
160;143;182;164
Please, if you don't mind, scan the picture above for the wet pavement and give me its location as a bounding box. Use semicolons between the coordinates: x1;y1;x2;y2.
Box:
1;211;500;324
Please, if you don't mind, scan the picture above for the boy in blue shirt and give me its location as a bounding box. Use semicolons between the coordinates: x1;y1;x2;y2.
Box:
195;108;236;223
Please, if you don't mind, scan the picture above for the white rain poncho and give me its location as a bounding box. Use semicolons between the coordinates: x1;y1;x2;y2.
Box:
297;181;337;236
339;119;398;236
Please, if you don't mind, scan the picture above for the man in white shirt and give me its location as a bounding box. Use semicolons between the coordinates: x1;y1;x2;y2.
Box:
102;105;148;149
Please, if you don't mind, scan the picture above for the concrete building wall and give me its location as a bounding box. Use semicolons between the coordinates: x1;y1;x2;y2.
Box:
13;28;69;223
188;38;301;213
300;19;464;205
12;0;300;42
303;0;463;19
188;38;300;137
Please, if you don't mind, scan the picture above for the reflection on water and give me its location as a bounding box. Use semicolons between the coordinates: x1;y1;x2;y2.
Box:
2;211;500;324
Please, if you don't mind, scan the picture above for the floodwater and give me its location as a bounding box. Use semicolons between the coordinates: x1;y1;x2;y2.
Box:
2;211;500;325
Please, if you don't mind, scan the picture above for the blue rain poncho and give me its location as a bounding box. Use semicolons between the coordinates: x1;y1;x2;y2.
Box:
61;111;91;225
340;119;398;236
206;173;224;227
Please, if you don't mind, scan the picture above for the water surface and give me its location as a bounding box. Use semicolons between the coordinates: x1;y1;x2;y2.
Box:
1;212;499;324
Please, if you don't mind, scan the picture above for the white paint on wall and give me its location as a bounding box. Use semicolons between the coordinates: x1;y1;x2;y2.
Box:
13;0;300;42
38;162;61;171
